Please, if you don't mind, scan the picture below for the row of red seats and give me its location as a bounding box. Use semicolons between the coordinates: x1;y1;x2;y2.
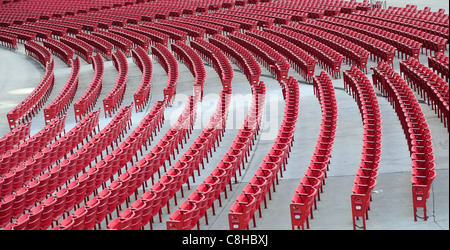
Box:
400;57;449;131
244;28;316;83
0;0;136;26
0;26;36;43
287;22;369;73
214;9;276;28
222;6;292;25
352;10;449;42
151;43;179;106
51;101;167;230
76;32;113;61
428;52;449;82
229;77;298;230
131;46;153;112
371;61;436;222
142;22;187;43
209;34;261;85
64;15;113;30
165;91;231;230
229;31;290;82
74;53;104;122
60;35;94;64
41;19;83;35
0;31;18;50
344;66;382;230
190;38;234;93
0;110;100;224
1;104;132;230
336;13;447;56
172;17;223;37
157;19;206;40
103;50;128;118
290;71;337;230
301;19;396;67
92;29;132;58
382;6;448;27
202;12;258;32
171;40;206;98
23;22;67;38
265;25;343;79
185;14;240;34
1;114;66;178
0;122;31;157
169;83;266;231
258;1;328;18
9;24;52;41
6;59;54;131
125;25;168;47
43;57;80;125
109;27;151;53
43;38;74;67
320;16;422;61
24;40;51;66
244;3;310;21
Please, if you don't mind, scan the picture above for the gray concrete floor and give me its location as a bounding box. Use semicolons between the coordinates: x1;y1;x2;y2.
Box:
0;1;448;231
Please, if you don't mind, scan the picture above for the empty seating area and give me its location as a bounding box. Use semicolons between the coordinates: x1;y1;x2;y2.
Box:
0;0;448;232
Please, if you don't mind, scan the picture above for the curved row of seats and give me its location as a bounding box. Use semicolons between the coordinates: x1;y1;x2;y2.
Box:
428;52;449;82
400;57;449;131
228;76;298;230
371;61;436;222
44;57;80;124
343;66;382;230
131;46;153;113
0;31;18;50
74;53;104;122
151;43;179;106
103;50;128;118
290;71;337;230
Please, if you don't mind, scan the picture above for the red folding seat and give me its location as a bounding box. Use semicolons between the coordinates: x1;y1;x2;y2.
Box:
95;189;110;228
11;212;30;230
26;204;43;230
139;191;157;230
187;191;209;228
228;193;257;230
53;216;74;230
53;188;68;224
108;208;134;230
65;180;79;214
40;196;57;230
72;206;87;230
166;200;196;230
128;199;145;230
290;185;318;230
